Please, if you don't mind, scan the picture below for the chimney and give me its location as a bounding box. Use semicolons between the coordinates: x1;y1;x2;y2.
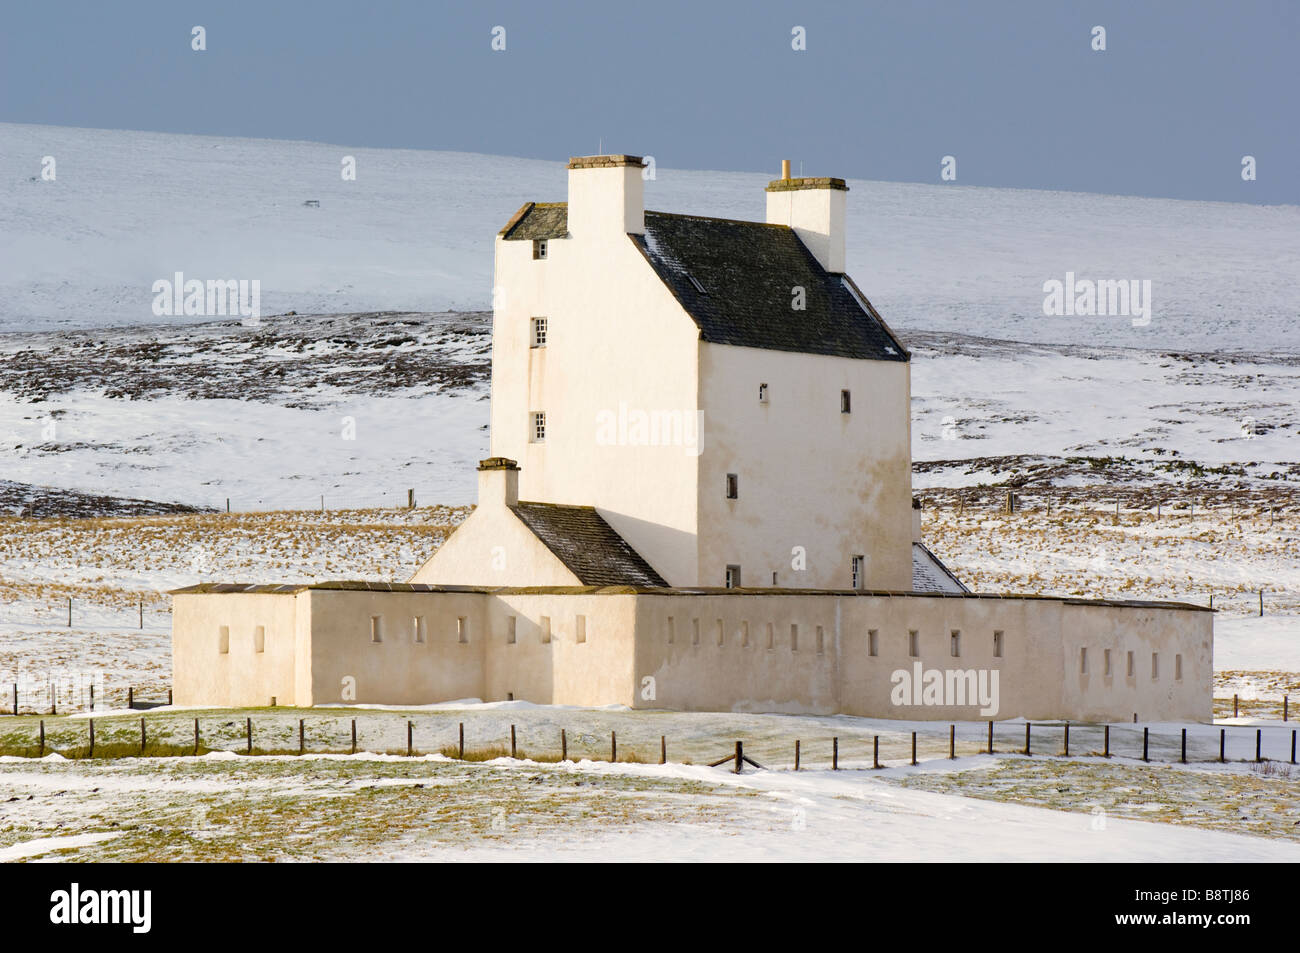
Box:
567;154;645;237
477;456;519;507
765;161;848;273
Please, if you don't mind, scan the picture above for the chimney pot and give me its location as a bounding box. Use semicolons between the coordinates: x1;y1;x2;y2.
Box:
781;159;791;180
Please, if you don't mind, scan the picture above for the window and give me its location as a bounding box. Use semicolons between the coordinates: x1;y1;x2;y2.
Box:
771;571;778;586
1151;652;1159;680
506;616;516;645
457;617;468;645
531;411;546;442
725;565;741;589
1126;651;1135;677
540;615;551;644
851;555;865;589
254;625;266;654
841;389;852;414
790;624;799;652
766;622;775;650
413;616;426;644
369;617;382;644
725;473;738;499
993;630;1004;658
908;630;919;658
1104;648;1112;676
716;619;724;647
218;625;230;655
741;621;750;648
532;238;547;260
530;317;547;348
692;619;700;645
816;626;825;655
951;630;961;658
758;383;769;403
1080;647;1089;674
575;615;586;644
666;616;675;644
868;629;879;657
686;272;707;294
1175;654;1183;680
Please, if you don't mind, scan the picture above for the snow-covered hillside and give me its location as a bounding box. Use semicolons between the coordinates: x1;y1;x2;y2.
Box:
3;122;1298;352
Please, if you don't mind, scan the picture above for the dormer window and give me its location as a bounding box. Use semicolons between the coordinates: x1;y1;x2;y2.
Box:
532;239;548;260
758;383;769;403
686;273;707;294
530;317;548;348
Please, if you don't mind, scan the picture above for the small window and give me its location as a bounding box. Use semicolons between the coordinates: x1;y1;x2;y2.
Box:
1104;648;1112;676
254;625;266;654
1151;652;1159;680
530;317;548;348
666;616;675;644
868;629;878;657
993;630;1004;658
1080;647;1089;674
1126;651;1135;677
686;272;707;294
725;473;738;499
540;615;552;644
692;619;700;645
741;621;750;648
506;616;516;645
369;617;382;644
950;630;961;658
716;619;724;647
532;238;547;260
790;624;799;653
908;630;919;658
758;383;769;403
413;616;426;644
218;625;230;655
816;626;825;655
766;622;775;650
457;617;468;644
575;615;586;644
1175;653;1183;680
725;565;741;589
841;389;852;414
771;571;778;586
851;555;865;589
531;411;546;442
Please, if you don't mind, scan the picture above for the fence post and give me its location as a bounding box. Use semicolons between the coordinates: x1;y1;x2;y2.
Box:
246;717;252;754
351;718;357;755
1025;722;1031;756
1180;728;1186;764
407;720;413;757
1285;695;1289;722
611;731;617;762
873;735;880;769
1256;728;1262;763
407;489;415;509
949;724;955;760
832;736;839;770
11;683;15;717
510;724;516;759
459;722;464;760
140;716;146;754
1064;722;1070;758
128;687;134;709
1219;727;1225;763
139;599;143;630
168;689;172;706
560;728;566;762
987;720;994;754
794;739;800;770
1142;727;1149;762
910;732;917;766
88;719;95;758
89;684;94;712
67;597;72;628
39;720;45;758
660;735;666;765
299;719;305;755
734;741;743;774
1292;730;1296;766
1234;694;1239;718
194;718;200;755
1104;724;1110;758
1259;590;1264;617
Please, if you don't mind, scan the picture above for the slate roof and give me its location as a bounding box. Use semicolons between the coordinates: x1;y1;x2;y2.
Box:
911;542;970;594
499;202;907;361
509;501;668;587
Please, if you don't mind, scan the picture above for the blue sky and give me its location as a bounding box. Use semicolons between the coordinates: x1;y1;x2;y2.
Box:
2;0;1296;203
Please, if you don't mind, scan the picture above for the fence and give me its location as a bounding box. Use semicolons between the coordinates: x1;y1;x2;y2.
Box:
214;488;425;514
2;681;170;716
0;714;1295;769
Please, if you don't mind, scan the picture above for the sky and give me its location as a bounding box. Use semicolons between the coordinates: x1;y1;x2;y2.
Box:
1;0;1297;204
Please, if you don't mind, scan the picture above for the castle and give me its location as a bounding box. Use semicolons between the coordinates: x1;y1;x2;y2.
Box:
172;156;1212;721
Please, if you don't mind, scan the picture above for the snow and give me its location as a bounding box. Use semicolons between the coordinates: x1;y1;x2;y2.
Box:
1214;616;1300;672
0;831;120;862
